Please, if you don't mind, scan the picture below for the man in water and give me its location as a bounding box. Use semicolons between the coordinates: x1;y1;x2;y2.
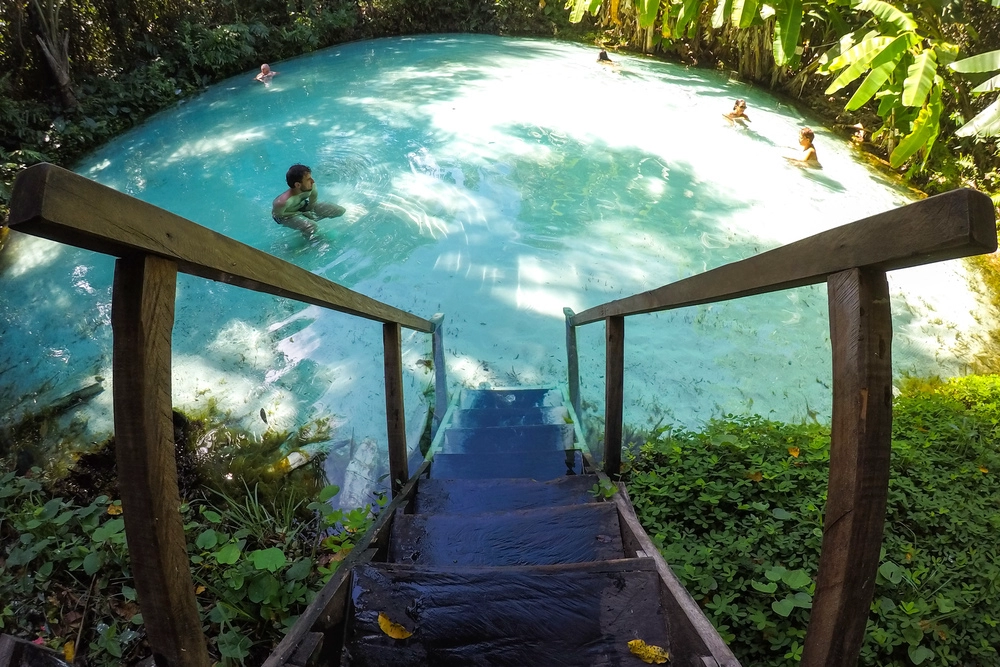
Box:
598;49;614;64
272;164;345;238
255;63;277;83
784;127;821;169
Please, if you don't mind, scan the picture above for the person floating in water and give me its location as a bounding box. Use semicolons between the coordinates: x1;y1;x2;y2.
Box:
255;63;277;83
272;164;346;239
597;49;614;64
723;99;750;125
784;127;822;169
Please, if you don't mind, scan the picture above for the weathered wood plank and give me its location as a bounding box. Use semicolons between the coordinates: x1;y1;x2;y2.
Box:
430;313;448;435
9;163;432;332
111;255;209;666
571;189;995;325
604;316;625;476
383;322;408;496
803;268;893;665
261;460;429;667
564;307;582;418
612;483;742;667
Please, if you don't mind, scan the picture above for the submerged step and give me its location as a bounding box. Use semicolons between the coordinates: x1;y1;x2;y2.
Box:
450;405;570;428
343;559;669;666
430;449;584;480
441;424;575;454
413;476;600;515
459;387;563;410
389;502;623;567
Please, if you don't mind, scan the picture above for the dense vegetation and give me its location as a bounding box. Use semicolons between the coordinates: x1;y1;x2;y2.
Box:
626;375;1000;666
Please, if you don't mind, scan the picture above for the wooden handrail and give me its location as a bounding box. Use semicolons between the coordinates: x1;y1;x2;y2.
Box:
564;187;997;667
570;189;996;326
8;163;445;666
9;163;433;333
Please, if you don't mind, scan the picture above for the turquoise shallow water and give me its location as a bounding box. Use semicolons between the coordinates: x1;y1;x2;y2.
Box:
1;35;987;505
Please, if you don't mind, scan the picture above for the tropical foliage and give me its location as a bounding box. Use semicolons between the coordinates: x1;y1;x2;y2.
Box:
566;0;1000;194
626;374;1000;666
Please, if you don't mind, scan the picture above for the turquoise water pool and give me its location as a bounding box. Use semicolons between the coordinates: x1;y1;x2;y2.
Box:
1;35;987;505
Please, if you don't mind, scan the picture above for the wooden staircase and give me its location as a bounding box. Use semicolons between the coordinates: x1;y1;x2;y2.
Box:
334;386;736;666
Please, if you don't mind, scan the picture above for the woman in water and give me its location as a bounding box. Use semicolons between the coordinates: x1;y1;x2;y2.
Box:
723;99;750;125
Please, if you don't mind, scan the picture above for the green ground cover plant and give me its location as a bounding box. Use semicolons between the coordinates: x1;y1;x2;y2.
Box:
625;374;1000;665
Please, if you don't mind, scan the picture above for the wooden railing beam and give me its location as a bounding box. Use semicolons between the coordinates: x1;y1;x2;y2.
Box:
802;267;893;665
383;322;408;496
430;313;447;437
9;163;432;333
571;189;995;326
111;254;209;666
604;316;625;476
564;307;582;419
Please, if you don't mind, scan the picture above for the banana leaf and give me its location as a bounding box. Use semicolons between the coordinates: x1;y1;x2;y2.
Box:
949;49;1000;73
853;0;917;33
956;98;1000;137
870;33;916;68
569;0;603;23
712;0;734;27
846;60;896;110
773;0;803;67
732;0;761;28
676;0;705;37
902;49;937;107
638;0;662;27
890;103;936;167
972;72;1000;94
825;35;893;94
921;80;943;169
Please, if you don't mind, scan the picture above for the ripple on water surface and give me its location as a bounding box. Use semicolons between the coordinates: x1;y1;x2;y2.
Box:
0;35;988;505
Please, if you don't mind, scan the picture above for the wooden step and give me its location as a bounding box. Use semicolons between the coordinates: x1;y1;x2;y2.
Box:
450;405;570;428
459;387;563;410
342;558;669;666
389;502;623;567
441;424;574;453
413;476;599;515
430;449;584;479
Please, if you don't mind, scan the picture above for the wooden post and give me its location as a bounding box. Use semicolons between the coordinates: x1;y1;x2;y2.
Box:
564;307;581;420
803;267;893;666
383;322;408;496
604;316;625;477
430;313;447;437
111;254;209;667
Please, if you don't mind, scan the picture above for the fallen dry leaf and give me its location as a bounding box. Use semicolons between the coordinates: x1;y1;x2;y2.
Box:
628;638;670;664
787;447;800;458
377;613;413;640
63;641;75;662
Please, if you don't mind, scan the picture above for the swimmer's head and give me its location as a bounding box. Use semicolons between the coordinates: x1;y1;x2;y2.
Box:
261;64;271;74
800;127;815;142
735;99;747;109
286;164;311;188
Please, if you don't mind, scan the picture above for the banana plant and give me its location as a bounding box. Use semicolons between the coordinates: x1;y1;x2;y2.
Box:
819;0;956;168
950;49;1000;137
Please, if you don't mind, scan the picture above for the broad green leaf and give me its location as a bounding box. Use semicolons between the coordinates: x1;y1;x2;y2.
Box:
711;0;734;28
791;591;813;608
955;98;1000;137
908;646;935;665
903;49;937;107
215;542;242;565
250;547;287;572
318;484;341;502
637;0;662;27
675;0;703;38
853;0;916;32
285;558;313;582
772;596;796;617
771;507;793;520
920;80;944;168
878;560;904;584
751;580;778;593
890;104;937;167
870;33;916;69
248;573;280;603
196;529;219;550
765;565;788;581
972;72;1000;93
825;36;893;94
83;551;103;576
949;49;1000;73
568;0;602;23
782;569;813;589
773;0;803;67
218;630;252;660
847;60;896;110
732;0;761;29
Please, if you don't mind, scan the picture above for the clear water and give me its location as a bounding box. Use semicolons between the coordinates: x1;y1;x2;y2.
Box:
0;35;987;505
